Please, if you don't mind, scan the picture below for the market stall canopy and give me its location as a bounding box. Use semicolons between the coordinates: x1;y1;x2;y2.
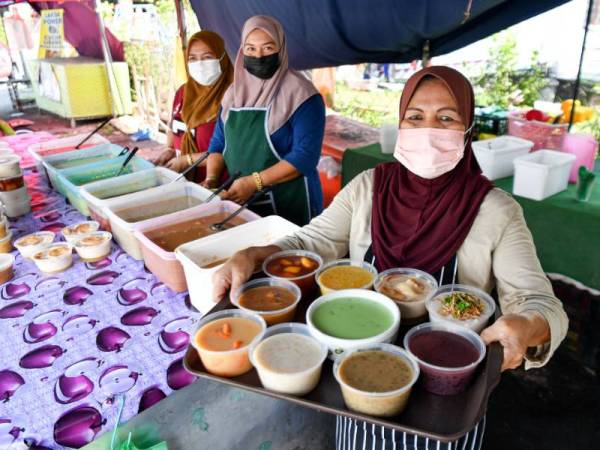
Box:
190;0;570;70
30;1;124;61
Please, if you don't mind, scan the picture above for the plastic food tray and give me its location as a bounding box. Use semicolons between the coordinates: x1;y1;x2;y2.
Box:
55;156;155;215
103;182;216;260
133;201;261;292
42;143;126;191
27;134;109;182
175;215;300;314
184;299;502;442
80;167;182;225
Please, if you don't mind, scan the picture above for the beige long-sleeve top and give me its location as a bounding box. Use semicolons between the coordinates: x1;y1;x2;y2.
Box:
275;169;568;369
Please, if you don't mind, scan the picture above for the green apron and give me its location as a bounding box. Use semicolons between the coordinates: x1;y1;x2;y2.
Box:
223;107;311;225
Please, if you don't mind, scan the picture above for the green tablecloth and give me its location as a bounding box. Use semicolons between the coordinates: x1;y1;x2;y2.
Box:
341;143;600;290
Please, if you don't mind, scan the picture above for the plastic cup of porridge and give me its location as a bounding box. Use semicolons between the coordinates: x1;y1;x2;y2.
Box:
426;284;496;333
316;259;378;295
249;322;327;395
333;343;420;417
374;268;437;324
231;278;302;325
263;249;323;295
192;309;266;377
14;231;55;259
61;221;100;245
403;322;486;396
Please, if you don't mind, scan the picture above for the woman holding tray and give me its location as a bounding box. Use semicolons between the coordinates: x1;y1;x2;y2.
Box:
153;30;233;182
212;66;568;449
204;15;325;226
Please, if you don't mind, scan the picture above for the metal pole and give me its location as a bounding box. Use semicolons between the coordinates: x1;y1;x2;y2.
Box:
569;0;594;131
174;0;187;52
95;0;122;117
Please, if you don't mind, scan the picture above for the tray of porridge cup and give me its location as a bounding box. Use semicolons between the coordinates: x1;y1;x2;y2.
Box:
183;284;503;442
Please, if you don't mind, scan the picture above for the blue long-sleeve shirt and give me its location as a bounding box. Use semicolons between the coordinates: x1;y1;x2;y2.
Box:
208;94;325;217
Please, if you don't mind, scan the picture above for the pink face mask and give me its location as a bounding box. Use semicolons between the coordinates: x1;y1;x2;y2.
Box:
393;127;471;179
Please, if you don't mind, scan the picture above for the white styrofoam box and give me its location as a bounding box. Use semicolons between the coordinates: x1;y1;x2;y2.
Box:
472;136;534;180
103;182;217;260
512;150;576;201
175;215;299;315
27;133;109;181
81;167;182;224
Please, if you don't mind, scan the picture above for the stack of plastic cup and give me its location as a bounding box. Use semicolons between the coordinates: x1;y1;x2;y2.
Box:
0;154;31;218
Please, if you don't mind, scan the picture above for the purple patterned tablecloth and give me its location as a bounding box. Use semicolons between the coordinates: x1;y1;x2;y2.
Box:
1;169;200;449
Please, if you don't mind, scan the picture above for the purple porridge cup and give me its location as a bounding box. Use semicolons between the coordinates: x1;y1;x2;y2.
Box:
403;322;486;396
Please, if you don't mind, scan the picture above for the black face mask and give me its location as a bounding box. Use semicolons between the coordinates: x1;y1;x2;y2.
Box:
243;53;280;79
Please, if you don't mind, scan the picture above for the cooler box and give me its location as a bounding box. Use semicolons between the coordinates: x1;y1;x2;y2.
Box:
175;216;299;314
56;156;155;215
512;150;576;201
133;201;261;292
472;136;534;180
103;182;216;260
81;167;182;225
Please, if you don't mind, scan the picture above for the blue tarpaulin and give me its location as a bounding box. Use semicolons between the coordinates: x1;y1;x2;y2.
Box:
190;0;570;70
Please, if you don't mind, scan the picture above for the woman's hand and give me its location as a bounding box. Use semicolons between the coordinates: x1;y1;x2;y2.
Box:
211;249;257;303
220;176;256;204
153;148;176;166
202;177;218;189
481;312;550;371
165;155;190;173
211;245;281;303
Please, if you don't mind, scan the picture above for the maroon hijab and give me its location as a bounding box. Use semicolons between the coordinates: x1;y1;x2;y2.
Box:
371;66;493;274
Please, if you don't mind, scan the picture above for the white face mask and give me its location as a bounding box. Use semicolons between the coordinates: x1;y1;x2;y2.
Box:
188;58;222;86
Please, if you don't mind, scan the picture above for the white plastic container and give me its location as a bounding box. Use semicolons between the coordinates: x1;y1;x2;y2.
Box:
32;243;73;273
73;231;113;262
2;200;31;218
426;284;496;333
0;149;15;157
175;216;299;314
104;182;216;260
472;136;534;180
14;231;55;259
249;323;328;395
81;168;183;226
512;150;576;201
0;155;21;177
27;134;109;181
61;221;100;245
133;201;260;292
0;186;29;204
306;288;400;358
